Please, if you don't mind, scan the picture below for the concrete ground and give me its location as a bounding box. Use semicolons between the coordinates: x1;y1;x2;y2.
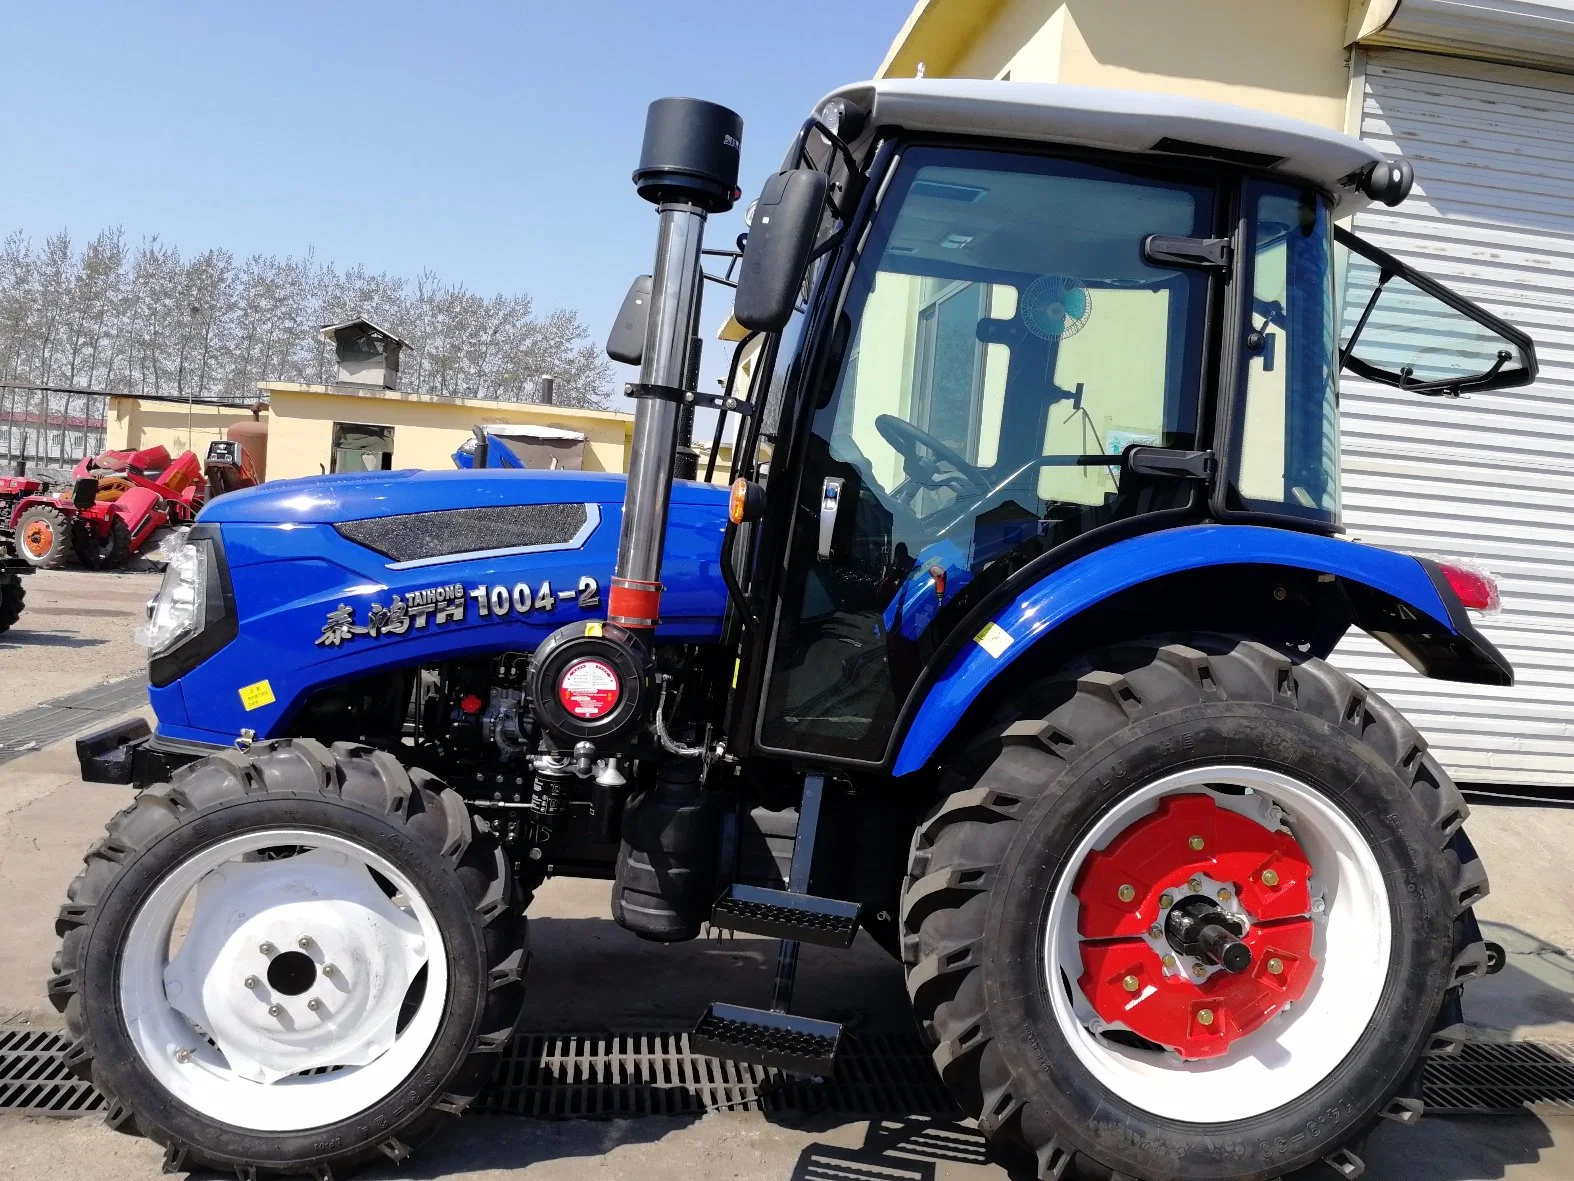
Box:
1;594;1572;1178
0;568;160;705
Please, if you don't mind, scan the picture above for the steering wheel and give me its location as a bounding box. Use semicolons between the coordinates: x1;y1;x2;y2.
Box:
875;414;990;495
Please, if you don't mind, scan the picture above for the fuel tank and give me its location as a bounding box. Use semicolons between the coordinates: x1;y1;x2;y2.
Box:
152;468;729;746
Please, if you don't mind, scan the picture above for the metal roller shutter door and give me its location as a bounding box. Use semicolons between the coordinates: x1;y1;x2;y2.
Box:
1337;49;1574;786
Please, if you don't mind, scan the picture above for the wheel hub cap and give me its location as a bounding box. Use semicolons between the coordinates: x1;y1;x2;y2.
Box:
161;848;429;1083
1072;793;1317;1058
23;522;50;556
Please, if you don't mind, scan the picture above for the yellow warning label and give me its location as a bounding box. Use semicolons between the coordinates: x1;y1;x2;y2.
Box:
238;680;276;711
973;622;1013;659
584;620;604;637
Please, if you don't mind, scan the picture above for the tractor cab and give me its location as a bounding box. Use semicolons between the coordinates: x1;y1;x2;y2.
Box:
711;81;1531;767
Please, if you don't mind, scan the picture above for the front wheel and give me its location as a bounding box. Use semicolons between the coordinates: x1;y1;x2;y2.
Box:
901;635;1487;1181
49;739;526;1178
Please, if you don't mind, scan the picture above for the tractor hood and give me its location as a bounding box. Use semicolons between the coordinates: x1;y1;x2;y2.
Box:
199;468;728;525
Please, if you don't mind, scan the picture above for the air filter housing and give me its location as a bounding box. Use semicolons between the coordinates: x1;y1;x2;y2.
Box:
633;98;743;213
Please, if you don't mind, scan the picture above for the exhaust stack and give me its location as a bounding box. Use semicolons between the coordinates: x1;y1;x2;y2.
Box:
609;97;742;629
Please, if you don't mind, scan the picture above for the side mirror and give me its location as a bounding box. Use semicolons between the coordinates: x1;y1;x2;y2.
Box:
606;274;653;366
733;169;829;332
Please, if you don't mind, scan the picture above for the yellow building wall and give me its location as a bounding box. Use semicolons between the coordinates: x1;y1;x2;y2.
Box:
259;385;635;482
106;399;261;458
886;0;1354;131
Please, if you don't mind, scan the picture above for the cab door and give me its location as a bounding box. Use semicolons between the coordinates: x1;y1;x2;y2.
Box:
751;145;1219;764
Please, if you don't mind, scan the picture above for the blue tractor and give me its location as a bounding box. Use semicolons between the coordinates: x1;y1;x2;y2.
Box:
56;82;1535;1181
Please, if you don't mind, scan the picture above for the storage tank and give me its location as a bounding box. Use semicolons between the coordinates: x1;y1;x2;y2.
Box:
227;416;269;481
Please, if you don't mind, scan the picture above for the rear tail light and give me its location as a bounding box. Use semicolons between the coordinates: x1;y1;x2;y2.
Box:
1438;561;1500;613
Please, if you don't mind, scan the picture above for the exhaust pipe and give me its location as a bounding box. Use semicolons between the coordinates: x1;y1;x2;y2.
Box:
609;97;742;629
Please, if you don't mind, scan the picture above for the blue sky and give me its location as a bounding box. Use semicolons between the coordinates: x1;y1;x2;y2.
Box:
0;0;913;393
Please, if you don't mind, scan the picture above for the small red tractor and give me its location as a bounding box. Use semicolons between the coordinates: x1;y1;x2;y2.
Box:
0;439;259;571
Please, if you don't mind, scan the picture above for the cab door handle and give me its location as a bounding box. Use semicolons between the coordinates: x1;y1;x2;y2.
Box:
817;477;845;560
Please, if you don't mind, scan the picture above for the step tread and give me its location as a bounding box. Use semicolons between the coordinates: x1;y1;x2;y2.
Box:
710;885;861;948
692;1003;842;1076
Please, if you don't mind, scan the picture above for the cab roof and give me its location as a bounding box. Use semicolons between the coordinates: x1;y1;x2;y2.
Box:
819;79;1393;216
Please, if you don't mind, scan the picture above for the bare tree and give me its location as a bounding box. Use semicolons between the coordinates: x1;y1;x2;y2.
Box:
0;226;613;410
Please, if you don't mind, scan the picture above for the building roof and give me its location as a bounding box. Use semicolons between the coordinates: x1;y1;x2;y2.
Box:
319;317;409;348
817;78;1393;215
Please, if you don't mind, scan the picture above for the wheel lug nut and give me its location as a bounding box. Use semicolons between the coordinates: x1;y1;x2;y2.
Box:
1260;869;1280;888
1161;954;1176;971
1121;974;1140;993
267;1003;282;1017
1197;1008;1216;1027
1191;963;1206;978
174;1047;193;1063
1188;835;1205;852
297;935;313;949
259;941;277;956
322;963;336;977
1267;957;1285;975
1187;878;1201;893
307;998;322;1012
1159;893;1174;910
1148;925;1163;940
1117;884;1136;903
1217;888;1231;901
243;975;260;989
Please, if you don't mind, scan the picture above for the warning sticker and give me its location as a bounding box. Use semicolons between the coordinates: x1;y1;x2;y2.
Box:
973;622;1013;659
559;658;621;719
238;679;276;711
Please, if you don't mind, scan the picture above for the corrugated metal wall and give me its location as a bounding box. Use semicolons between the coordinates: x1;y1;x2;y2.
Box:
1337;49;1574;786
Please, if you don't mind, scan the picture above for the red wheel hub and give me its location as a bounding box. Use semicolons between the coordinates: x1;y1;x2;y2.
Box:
1072;793;1317;1059
23;521;52;556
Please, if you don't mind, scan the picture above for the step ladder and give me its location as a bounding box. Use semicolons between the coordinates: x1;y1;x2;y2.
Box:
692;774;858;1075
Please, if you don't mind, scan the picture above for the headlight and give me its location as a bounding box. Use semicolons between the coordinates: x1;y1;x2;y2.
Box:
136;542;208;656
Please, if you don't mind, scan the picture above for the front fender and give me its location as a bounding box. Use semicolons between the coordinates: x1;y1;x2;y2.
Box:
892;524;1508;776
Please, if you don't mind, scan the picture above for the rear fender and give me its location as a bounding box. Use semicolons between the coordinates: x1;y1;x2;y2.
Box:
892;524;1509;776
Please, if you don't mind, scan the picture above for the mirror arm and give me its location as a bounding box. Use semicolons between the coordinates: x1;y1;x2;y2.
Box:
808;228;846;263
705;330;763;483
702;270;738;289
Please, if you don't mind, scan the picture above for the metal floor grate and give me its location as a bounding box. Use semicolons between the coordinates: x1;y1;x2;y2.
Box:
4;1026;1572;1121
0;673;148;766
477;1030;960;1118
0;1028;103;1115
1423;1041;1574;1116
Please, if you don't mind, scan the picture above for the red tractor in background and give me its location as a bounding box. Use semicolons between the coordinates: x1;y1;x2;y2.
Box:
0;438;259;570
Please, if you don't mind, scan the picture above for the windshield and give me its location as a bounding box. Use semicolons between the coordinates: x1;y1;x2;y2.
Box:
758;145;1216;760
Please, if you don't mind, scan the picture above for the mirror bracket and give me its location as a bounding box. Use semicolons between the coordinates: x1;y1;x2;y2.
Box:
625;382;755;417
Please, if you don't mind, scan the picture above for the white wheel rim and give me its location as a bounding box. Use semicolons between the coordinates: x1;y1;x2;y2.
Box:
1043;764;1391;1124
119;828;448;1132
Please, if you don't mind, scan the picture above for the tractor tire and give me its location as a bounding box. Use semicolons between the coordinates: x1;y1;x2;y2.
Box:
0;576;23;634
14;503;72;569
72;516;132;570
900;633;1486;1181
49;739;527;1179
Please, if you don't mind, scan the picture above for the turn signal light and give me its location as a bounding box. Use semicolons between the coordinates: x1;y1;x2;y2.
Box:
1438;562;1500;613
729;479;765;524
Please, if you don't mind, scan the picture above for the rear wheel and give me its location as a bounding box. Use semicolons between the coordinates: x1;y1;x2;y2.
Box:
0;576;23;634
15;504;71;568
901;634;1486;1181
50;739;526;1178
72;516;132;570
